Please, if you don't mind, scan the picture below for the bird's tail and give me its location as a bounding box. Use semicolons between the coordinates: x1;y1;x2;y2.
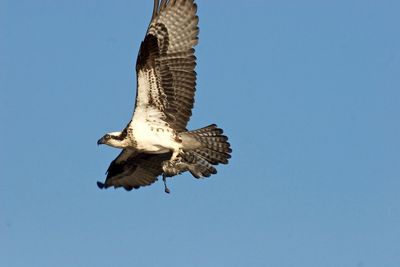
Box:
181;124;232;178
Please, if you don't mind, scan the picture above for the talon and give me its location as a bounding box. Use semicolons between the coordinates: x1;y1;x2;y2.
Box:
170;148;183;162
170;156;183;165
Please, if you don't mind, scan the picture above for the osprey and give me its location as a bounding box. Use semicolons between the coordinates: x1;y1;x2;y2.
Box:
97;0;231;193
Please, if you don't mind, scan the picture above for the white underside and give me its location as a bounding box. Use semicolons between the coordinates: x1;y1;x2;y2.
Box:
130;70;181;154
131;115;180;154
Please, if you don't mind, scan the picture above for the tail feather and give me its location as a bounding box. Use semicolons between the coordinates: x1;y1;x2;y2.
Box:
182;124;231;178
181;151;217;178
194;148;230;165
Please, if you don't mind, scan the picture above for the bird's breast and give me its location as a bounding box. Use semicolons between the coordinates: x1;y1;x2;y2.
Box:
130;121;180;153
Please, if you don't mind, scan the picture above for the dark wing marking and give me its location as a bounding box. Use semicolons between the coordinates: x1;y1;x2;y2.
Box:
97;150;171;191
134;0;199;131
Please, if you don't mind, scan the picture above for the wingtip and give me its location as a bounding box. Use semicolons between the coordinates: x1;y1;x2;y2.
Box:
97;181;105;189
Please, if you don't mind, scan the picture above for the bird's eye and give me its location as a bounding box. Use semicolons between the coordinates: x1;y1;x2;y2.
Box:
106;134;111;139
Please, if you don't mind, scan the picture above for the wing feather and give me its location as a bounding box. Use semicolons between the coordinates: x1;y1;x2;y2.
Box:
97;150;171;191
134;0;199;131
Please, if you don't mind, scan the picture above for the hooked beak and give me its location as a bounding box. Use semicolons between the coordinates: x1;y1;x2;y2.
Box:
97;137;106;145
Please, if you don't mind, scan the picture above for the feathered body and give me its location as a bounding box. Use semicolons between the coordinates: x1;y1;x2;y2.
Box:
97;0;231;192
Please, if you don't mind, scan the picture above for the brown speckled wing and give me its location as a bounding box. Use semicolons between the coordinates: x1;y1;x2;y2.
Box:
135;0;199;131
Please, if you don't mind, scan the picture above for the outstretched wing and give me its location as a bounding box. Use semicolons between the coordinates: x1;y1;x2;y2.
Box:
133;0;199;131
97;150;171;191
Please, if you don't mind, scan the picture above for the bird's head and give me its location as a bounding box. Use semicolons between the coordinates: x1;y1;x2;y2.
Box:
97;132;127;148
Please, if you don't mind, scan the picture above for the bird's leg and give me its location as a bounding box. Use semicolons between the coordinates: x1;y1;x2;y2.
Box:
170;148;183;163
162;173;170;194
170;149;180;162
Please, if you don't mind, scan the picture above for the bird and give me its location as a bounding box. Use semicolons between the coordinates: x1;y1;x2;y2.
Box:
97;0;231;193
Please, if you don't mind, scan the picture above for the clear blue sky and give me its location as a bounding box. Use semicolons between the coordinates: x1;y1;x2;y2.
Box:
1;0;400;266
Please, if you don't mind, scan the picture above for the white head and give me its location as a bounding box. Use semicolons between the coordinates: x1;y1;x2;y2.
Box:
97;131;129;149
